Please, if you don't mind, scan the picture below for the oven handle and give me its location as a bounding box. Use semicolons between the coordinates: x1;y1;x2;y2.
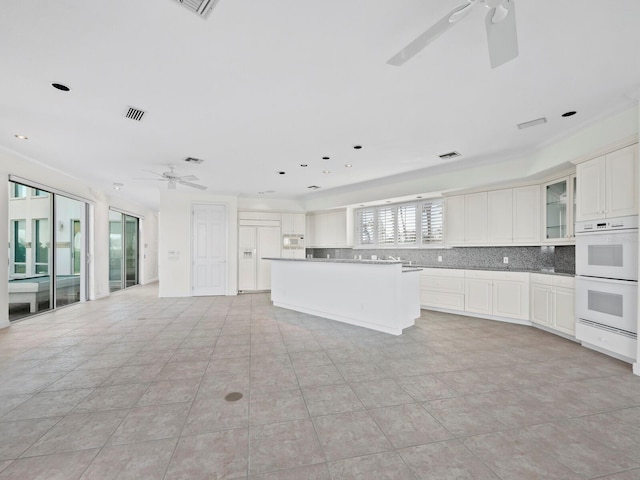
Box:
576;275;638;286
575;228;639;236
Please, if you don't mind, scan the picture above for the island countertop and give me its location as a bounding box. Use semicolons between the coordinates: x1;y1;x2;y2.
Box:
263;257;403;265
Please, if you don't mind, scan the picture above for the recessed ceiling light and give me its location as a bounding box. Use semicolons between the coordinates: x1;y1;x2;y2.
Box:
300;164;308;167
359;204;365;207
345;164;352;168
353;145;363;150
51;83;70;92
438;151;461;159
386;200;391;203
258;190;276;195
185;157;204;164
416;196;422;199
277;171;286;175
561;111;577;117
113;183;123;190
322;156;330;160
323;170;331;174
307;185;321;190
14;134;28;140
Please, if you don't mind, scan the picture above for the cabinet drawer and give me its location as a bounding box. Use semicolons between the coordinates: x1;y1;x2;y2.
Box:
421;291;465;311
465;270;493;279
421;276;465;294
421;268;465;278
492;271;529;282
576;322;636;360
530;273;553;285
552;276;575;289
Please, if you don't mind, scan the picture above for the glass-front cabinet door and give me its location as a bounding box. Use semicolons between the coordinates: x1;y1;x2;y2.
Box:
543;174;576;243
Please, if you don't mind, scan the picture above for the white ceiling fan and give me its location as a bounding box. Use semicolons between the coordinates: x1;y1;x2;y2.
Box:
134;165;207;190
387;0;518;69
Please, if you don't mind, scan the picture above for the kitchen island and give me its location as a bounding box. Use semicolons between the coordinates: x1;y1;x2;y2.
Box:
265;258;421;335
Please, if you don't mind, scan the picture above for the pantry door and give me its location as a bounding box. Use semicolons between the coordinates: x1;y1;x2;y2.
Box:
192;203;227;296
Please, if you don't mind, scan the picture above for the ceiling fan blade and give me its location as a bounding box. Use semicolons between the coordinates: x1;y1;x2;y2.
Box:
143;170;165;178
387;1;477;67
485;0;518;68
179;180;207;190
178;175;199;182
132;177;166;181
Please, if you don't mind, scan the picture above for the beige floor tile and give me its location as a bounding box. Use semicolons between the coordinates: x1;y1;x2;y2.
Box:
248;463;330;480
350;378;414;409
294;364;345;389
327;451;415;480
136;379;200;406
0;449;99;480
2;389;93;421
0;418;60;460
302;384;364;417
73;383;149;413
249;419;324;475
165;429;248;480
108;403;190;446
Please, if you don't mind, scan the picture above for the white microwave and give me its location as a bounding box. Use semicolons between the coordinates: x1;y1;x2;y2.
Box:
283;234;304;250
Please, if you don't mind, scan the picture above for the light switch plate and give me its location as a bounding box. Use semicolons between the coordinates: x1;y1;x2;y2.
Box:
503;257;509;264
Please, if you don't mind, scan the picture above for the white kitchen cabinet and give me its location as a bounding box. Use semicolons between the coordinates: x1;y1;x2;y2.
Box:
512;185;541;244
419;268;465;310
238;225;281;291
543;175;576;243
465;192;488;244
576;144;638;221
281;213;305;234
487;189;513;244
530;273;575;336
464;271;493;315
444;195;465;246
306;209;350;247
465;270;529;320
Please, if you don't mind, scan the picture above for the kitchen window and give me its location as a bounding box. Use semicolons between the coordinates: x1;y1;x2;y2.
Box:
356;199;443;248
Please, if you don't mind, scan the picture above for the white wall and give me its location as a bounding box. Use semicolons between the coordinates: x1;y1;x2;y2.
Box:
0;147;158;326
158;190;238;297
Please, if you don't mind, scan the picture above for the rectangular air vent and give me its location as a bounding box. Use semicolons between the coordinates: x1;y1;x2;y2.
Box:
438;151;461;160
125;106;145;121
175;0;221;18
517;117;547;130
307;185;321;190
185;157;204;164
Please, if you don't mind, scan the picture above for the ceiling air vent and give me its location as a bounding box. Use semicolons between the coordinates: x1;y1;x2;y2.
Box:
125;106;145;121
307;185;321;190
185;157;204;164
438;151;461;160
517;117;547;130
174;0;221;18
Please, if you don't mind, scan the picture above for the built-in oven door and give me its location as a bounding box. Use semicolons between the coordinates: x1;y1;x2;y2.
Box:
575;276;638;334
575;230;638;281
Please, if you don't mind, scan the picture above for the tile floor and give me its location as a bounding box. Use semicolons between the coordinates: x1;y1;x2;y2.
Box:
0;283;639;479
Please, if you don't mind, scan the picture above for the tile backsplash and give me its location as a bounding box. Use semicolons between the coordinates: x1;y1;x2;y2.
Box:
308;245;575;273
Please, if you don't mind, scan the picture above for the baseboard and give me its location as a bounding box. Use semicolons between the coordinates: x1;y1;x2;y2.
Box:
634;362;640;376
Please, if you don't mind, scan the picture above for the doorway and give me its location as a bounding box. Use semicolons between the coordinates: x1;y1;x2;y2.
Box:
192;203;227;296
109;210;140;292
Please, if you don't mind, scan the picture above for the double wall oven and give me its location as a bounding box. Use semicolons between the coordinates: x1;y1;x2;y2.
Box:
575;215;638;362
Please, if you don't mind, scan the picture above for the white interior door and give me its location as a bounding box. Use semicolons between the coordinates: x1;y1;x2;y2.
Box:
192;203;227;296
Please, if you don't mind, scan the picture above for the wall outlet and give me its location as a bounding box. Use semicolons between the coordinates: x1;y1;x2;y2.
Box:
503;256;509;264
437;255;442;262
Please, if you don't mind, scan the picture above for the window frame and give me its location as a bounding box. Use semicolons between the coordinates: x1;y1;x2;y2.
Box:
354;199;443;249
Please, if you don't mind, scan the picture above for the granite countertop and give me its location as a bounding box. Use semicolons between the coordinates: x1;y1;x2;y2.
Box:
263;257;403;265
411;264;574;277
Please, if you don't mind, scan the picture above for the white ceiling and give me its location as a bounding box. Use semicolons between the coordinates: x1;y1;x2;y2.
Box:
1;0;639;209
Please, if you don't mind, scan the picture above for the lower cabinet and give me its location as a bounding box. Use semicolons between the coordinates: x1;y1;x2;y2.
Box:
419;268;465;310
530;274;575;336
465;270;529;320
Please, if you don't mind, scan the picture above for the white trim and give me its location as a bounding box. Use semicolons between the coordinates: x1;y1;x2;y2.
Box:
8;175;95;205
633;362;640;376
571;136;638;165
109;206;144;221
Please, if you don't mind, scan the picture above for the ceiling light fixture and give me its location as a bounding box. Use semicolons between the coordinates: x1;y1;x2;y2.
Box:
185;157;204;164
113;183;123;190
278;171;286;175
517;117;547;130
14;134;28;140
307;185;321;190
561;111;577;117
345;164;352;168
51;83;70;91
300;164;308;167
438;151;461;159
322;156;330;160
323;170;331;174
353;145;363;150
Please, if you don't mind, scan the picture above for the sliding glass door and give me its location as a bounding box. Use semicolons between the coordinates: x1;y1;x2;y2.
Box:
7;180;87;321
109;210;139;292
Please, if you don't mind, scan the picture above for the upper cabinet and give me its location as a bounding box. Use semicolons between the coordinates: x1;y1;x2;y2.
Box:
576;143;638;221
543;175;576;243
446;185;540;246
281;213;305;234
305;209;351;248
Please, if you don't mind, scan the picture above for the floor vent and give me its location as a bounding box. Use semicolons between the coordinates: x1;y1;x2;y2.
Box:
174;0;221;18
438;151;461;160
125;106;145;121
